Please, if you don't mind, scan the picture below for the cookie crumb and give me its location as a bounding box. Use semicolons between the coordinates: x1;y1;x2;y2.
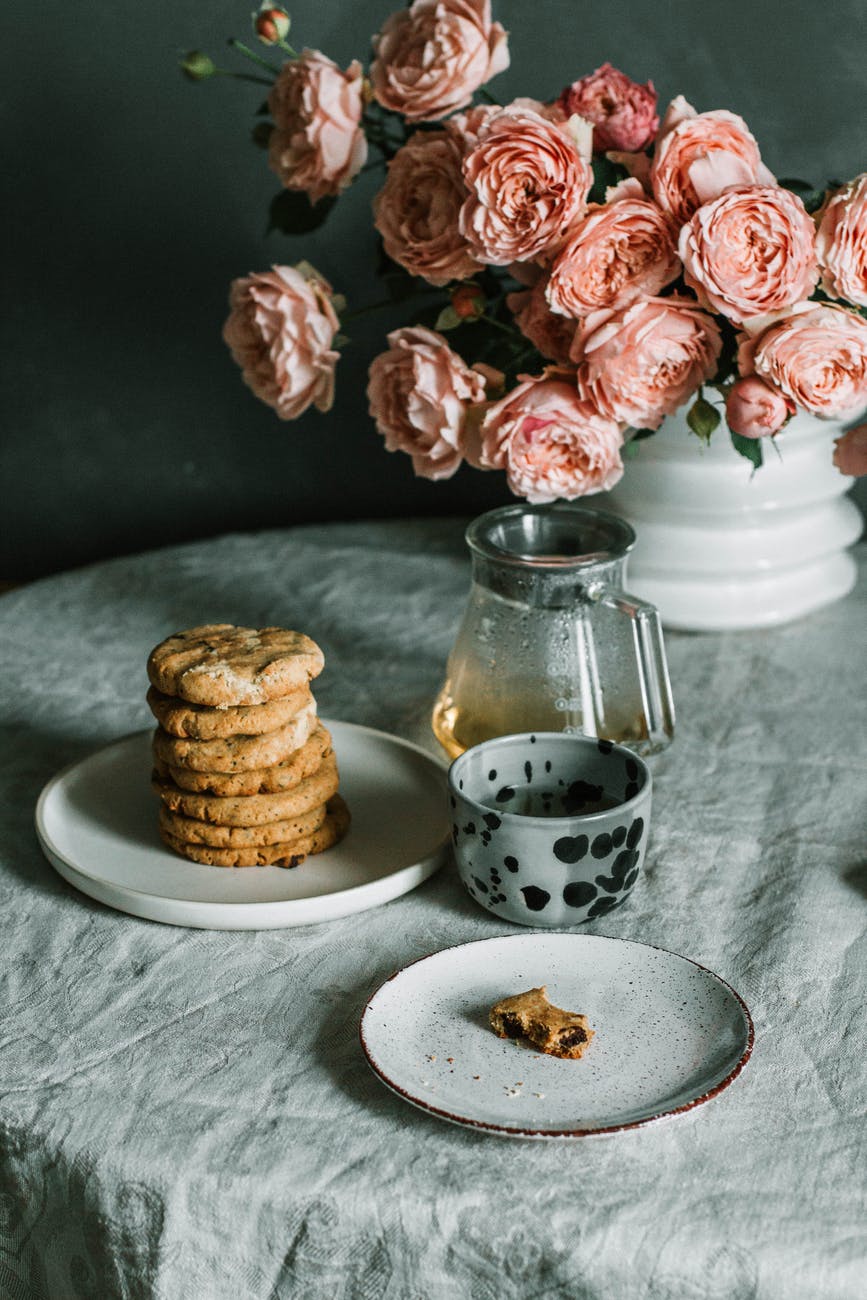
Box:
532;1092;545;1099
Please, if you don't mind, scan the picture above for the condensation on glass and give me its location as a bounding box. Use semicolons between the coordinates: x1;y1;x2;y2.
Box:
433;503;675;759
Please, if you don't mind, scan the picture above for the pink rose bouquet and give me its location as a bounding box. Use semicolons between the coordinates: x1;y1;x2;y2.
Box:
185;1;867;495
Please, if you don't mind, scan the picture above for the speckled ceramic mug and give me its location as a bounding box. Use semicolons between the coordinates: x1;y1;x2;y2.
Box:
448;732;652;927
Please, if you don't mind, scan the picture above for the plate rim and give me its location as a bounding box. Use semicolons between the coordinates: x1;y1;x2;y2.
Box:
359;931;754;1139
34;720;450;927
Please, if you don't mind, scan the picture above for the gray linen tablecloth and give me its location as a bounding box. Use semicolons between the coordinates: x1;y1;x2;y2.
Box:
0;519;864;1300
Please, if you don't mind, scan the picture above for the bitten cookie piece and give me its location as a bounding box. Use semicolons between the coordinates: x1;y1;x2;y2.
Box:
147;624;324;706
489;987;594;1059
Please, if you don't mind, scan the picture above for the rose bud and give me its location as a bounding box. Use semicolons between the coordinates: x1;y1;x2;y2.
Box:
180;51;217;81
255;7;290;45
725;376;792;439
833;424;867;477
451;283;485;320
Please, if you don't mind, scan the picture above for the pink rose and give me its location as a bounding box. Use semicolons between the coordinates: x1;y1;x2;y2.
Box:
650;100;775;227
267;50;367;204
366;326;488;479
460;107;593;265
679;185;818;324
833;424;867;477
546;192;680;317
370;0;509;122
817;174;867;307
479;376;624;501
559;63;659;153
725;376;793;438
738;304;867;420
222;263;340;420
507;277;577;365
572;296;723;429
373;131;481;287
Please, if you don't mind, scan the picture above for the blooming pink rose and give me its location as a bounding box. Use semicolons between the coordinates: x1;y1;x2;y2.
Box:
725;376;793;438
650;100;775;227
366;326;488;479
679;185;818;324
373;131;481;287
460;108;593;265
479;376;624;501
267;50;367;204
370;0;508;122
833;424;867;476
507;277;577;365
559;63;659;153
546;192;680;317
738;304;867;420
572;296;723;429
816;174;867;307
222;263;340;420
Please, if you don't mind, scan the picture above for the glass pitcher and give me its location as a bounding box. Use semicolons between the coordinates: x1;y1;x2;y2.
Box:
432;503;675;758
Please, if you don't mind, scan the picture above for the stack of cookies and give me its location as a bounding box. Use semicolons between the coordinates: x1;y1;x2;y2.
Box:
147;624;350;867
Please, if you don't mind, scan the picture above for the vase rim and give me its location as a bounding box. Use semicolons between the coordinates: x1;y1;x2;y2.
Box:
466;503;636;570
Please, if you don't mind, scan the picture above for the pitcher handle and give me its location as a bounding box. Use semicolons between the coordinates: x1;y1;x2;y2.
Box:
592;585;676;749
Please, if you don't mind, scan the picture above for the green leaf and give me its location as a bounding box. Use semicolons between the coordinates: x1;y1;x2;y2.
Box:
730;430;764;469
779;177;827;214
435;306;463;331
266;190;337;236
588;155;630;205
686;395;721;443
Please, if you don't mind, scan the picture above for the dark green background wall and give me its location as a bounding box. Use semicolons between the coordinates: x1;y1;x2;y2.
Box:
4;0;866;578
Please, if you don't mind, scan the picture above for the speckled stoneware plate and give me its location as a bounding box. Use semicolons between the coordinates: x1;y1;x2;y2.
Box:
360;933;753;1138
35;722;449;930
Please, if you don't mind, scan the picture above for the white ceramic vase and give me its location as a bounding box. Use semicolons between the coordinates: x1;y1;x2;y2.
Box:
605;408;863;632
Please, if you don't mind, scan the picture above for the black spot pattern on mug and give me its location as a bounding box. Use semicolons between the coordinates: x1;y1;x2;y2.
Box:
563;880;597;908
586;894;620;919
625;758;639;781
524;760;533;784
463;822;476;836
452;825;459;845
472;876;488;894
488;769;497;782
459;779;463;790
504;856;519;873
530;735;537;744
627;817;645;849
553;834;589;864
612;849;639;878
483;813;501;830
611;825;627;848
480;831;491;846
496;786;515;803
624;867;640;890
544;760;552;773
562;780;604;814
449;795;456;810
624;782;639;801
591;832;613;859
597;739;614;754
521;886;550;912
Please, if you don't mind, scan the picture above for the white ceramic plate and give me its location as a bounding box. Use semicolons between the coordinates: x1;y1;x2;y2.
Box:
360;933;753;1138
35;721;449;929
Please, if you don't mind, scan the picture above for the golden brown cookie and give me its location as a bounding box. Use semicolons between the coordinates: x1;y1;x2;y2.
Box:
158;801;327;847
159;794;351;867
147;624;324;707
146;683;312;740
152;725;334;796
489;987;594;1059
151;699;317;773
152;752;340;826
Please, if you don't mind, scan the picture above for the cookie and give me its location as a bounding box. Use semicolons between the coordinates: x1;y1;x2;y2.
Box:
151;699;317;773
152;725;334;796
152;752;340;826
146;683;312;740
158;800;327;847
489;987;594;1060
147;624;324;707
159;794;351;867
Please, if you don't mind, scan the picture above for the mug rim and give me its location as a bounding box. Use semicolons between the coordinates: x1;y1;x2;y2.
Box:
447;731;652;827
